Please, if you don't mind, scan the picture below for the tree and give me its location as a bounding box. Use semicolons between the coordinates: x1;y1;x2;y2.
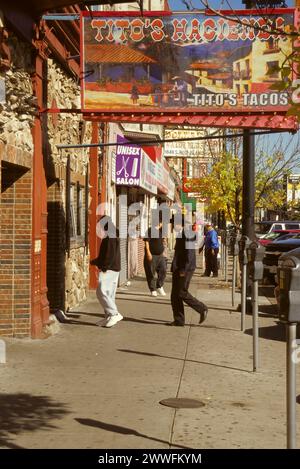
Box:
186;134;300;226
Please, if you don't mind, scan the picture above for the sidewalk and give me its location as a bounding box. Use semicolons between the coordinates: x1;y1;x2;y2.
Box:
0;266;299;449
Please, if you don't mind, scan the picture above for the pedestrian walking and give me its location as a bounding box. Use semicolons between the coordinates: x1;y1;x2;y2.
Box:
169;220;208;327
200;223;219;277
90;216;123;328
131;84;139;105
144;219;167;297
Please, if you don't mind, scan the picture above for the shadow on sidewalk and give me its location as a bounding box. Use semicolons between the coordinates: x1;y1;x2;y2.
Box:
118;349;251;374
244;323;286;342
0;393;69;449
117;297;171;306
75;418;190;449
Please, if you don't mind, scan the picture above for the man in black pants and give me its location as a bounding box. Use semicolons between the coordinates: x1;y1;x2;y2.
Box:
170;222;208;326
144;220;167;297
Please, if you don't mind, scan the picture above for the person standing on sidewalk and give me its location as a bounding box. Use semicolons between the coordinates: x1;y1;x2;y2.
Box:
90;216;123;328
144;219;167;297
201;223;219;278
169;220;208;327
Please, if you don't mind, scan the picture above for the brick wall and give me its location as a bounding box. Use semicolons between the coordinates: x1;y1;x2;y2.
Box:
0;163;32;337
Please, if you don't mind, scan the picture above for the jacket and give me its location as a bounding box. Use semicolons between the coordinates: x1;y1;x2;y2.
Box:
171;231;196;273
204;229;219;249
90;233;121;272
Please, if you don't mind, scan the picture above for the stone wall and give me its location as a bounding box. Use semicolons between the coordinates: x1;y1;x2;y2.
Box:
0;33;35;154
46;59;92;313
65;247;90;309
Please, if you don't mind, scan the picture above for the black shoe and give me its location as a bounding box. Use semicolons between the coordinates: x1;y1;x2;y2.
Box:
167;321;185;327
201;273;210;277
199;309;208;324
213;274;218;278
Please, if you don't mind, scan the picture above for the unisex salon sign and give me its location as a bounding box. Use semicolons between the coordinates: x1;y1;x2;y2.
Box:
81;9;295;114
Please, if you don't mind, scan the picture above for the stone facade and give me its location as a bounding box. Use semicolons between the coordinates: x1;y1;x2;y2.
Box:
0;33;35;155
46;59;92;313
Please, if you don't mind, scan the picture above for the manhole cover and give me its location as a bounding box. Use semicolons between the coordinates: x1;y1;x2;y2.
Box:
159;398;206;409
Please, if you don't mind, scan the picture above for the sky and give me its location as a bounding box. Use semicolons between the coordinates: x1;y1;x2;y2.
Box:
169;0;294;10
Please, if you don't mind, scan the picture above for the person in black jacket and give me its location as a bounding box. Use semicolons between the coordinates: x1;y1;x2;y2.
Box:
169;219;208;327
90;216;122;328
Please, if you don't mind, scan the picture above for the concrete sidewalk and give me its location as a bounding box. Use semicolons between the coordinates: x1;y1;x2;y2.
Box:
0;268;299;449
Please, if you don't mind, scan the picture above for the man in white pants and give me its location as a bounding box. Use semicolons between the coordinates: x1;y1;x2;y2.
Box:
90;216;123;328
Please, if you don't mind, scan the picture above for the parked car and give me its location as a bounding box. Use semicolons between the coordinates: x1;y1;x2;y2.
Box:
259;229;300;246
263;234;300;283
255;221;300;238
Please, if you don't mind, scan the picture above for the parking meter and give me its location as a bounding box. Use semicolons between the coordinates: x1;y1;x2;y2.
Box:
239;235;251;266
247;242;265;281
225;231;231;247
277;251;300;449
277;253;300;323
229;233;239;256
239;235;251;331
247;242;265;372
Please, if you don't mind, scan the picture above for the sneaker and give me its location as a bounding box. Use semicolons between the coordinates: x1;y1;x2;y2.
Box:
103;313;123;328
199;309;208;324
157;287;166;296
151;291;158;297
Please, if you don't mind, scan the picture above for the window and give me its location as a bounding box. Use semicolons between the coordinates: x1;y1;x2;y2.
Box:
70;184;76;240
77;183;84;237
266;61;279;79
286;224;300;230
69;182;85;242
265;38;279;52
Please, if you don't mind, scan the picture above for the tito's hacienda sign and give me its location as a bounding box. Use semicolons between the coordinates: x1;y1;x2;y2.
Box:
81;9;295;114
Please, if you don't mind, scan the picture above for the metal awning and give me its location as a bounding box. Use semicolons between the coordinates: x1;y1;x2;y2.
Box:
122;130;161;142
84;113;298;132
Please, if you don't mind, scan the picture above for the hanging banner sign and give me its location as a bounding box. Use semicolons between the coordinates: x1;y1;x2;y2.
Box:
81;9;294;115
115;135;141;186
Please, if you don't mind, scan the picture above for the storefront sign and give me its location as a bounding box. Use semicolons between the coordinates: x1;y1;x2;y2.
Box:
81;9;294;114
115;135;141;186
164;128;218;159
140;149;157;195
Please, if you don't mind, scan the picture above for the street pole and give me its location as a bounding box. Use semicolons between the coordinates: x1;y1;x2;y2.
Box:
242;129;255;240
242;129;255;318
241;262;247;331
287;323;297;449
252;279;259;372
232;255;237;307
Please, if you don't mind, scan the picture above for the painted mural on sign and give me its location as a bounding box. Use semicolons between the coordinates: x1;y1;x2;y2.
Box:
81;10;294;113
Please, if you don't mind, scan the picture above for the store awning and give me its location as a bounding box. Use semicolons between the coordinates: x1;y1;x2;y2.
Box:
84;113;298;132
